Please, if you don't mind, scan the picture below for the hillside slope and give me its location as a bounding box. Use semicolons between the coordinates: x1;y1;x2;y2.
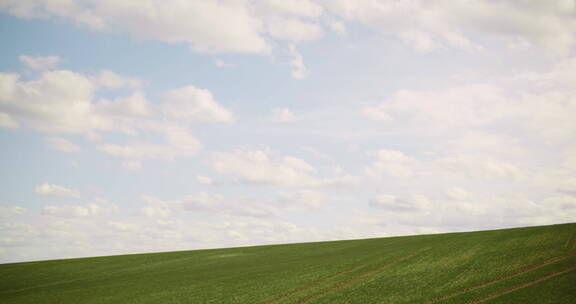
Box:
1;223;575;303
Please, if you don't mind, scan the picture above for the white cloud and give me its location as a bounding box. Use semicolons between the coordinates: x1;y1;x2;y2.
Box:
121;160;142;170
0;0;271;54
142;205;173;218
96;70;141;89
0;206;27;217
2;1;574;65
0;59;230;170
42;200;118;218
98;125;201;161
14;0;272;53
210;149;316;187
276;190;326;209
45;137;81;152
0;68;152;136
363;84;511;128
141;189;329;220
370;194;432;212
541;195;576;219
399;30;438;52
287;44;308;79
558;178;576;196
255;0;323;19
19;55;60;70
210;148;357;188
0;63;230;162
444;187;471;200
361;105;392;121
440;131;525;159
319;0;576;54
266;18;324;41
435;155;522;181
357;190;576;234
180;192;224;211
95;92;152;119
215;59;233;68
255;0;325;41
365;150;418;179
34;183;80;198
160;86;234;123
365;149;523;181
196;175;215;185
364;63;576;143
0;112;18;128
270;107;296;122
0;70;99;133
326;19;347;35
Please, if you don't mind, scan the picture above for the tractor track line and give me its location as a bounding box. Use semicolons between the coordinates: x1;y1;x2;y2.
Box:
260;238;410;304
425;252;576;304
467;264;576;304
298;247;431;304
261;262;370;304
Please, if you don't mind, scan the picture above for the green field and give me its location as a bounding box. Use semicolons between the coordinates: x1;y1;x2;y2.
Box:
1;223;575;303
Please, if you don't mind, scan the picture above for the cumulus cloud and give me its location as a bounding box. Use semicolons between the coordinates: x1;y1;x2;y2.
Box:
141;189;329;220
276;190;326;209
209;149;317;187
358;189;576;234
0;70;99;133
0;206;27;217
97;126;201;161
45;137;81;152
266;18;324;41
34;184;80;198
95;92;152;120
0;68;148;136
287;44;308;79
0;61;240;163
362;84;512;128
365;149;523;181
141;192;273;218
365;150;418;179
319;0;576;54
5;1;573;55
42;200;118;218
326;18;347;35
209;148;356;188
0;0;271;54
0;60;234;138
436;155;522;180
141;205;173;218
96;70;142;89
444;187;472;201
0;112;18;128
363;58;576;143
370;194;432;212
160;86;234;123
255;0;323;19
361;106;392;121
19;55;60;70
196;176;215;185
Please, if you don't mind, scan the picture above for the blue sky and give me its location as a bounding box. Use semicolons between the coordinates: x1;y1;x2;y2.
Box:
1;0;576;263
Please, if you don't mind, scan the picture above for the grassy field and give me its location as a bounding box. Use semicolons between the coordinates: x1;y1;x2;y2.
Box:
1;223;575;303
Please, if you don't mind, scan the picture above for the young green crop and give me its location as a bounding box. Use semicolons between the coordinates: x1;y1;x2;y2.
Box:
1;223;575;303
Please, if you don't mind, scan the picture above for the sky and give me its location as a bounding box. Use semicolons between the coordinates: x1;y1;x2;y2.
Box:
0;0;575;264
